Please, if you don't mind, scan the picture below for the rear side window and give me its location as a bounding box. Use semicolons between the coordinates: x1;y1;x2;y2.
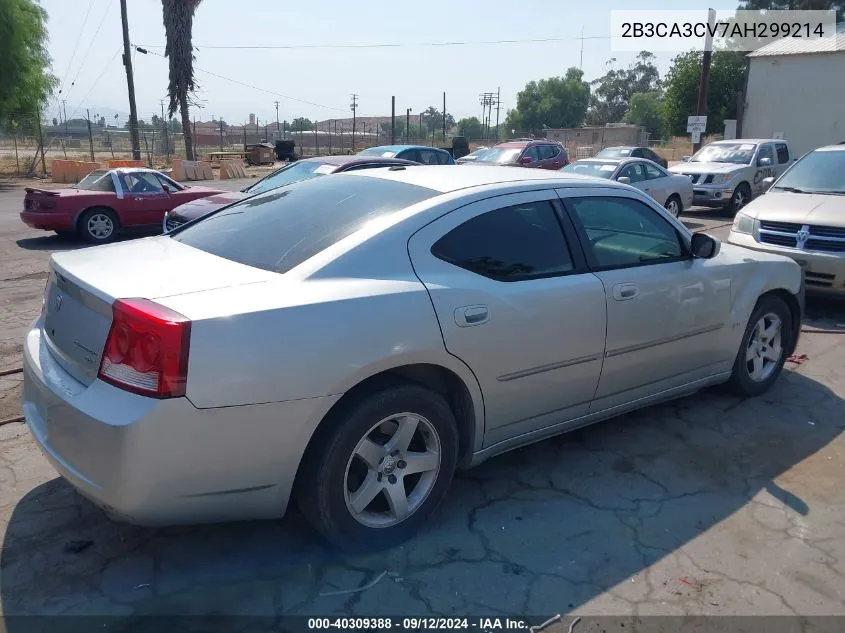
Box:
417;150;441;165
776;143;790;164
172;175;437;274
431;201;574;281
436;151;453;165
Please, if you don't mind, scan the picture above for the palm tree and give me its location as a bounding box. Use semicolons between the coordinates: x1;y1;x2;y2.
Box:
162;0;202;160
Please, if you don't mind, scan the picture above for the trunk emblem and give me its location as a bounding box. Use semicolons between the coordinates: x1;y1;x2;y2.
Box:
54;293;63;312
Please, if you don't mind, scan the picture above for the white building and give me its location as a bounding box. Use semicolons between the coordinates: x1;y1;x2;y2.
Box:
743;23;845;158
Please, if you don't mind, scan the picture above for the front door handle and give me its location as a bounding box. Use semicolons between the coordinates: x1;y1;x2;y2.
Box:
454;305;489;327
612;283;639;301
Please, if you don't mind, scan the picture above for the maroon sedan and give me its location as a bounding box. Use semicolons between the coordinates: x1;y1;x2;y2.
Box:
470;139;569;170
21;168;220;243
163;155;419;232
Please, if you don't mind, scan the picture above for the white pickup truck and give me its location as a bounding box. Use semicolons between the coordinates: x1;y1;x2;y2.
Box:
669;138;794;215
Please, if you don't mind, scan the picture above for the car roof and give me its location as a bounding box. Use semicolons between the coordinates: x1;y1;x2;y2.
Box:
494;139;559;148
300;155;418;167
814;144;845;152
344;164;629;194
598;146;643;151
576;157;624;164
110;167;164;174
362;145;448;152
709;139;782;144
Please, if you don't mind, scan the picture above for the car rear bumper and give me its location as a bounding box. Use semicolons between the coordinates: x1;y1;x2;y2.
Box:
728;231;845;296
22;315;339;526
20;210;74;231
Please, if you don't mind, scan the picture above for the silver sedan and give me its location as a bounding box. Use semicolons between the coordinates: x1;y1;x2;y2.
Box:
562;157;694;217
23;166;803;549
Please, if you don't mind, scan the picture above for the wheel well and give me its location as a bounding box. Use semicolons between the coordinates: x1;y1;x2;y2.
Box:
74;206;118;231
758;288;801;356
296;364;477;483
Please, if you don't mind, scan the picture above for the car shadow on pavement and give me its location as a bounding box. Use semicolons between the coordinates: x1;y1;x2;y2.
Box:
16;232;156;252
1;369;843;622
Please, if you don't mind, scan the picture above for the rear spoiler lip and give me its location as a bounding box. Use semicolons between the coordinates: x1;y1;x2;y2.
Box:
24;187;61;196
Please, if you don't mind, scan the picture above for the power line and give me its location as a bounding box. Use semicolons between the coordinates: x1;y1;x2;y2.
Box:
65;0;115;98
64;48;122;121
57;0;97;94
133;34;615;51
134;46;351;114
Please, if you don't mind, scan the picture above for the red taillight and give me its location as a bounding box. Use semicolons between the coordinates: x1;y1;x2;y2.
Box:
98;298;191;399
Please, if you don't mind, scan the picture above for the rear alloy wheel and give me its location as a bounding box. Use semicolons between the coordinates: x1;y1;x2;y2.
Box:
727;183;751;216
79;208;119;244
664;195;682;218
728;295;792;397
297;385;458;550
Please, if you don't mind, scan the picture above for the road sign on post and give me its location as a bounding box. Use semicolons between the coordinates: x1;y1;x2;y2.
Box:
687;116;707;133
691;130;701;144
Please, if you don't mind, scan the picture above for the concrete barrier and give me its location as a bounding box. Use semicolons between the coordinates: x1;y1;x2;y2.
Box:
107;159;145;168
219;159;247;179
171;159;213;181
51;160;102;183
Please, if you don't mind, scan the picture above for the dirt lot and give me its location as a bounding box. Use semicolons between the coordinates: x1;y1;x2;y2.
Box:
1;176;844;630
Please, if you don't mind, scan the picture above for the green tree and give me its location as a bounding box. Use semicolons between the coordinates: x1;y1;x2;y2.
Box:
162;0;203;160
291;117;313;130
0;0;56;118
457;116;484;139
419;105;455;135
661;50;747;137
624;91;663;139
587;52;661;126
506;68;590;135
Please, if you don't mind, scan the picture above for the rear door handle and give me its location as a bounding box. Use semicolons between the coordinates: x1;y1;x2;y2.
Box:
612;283;639;301
454;305;489;327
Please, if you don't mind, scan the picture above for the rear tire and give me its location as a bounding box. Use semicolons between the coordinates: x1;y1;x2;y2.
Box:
664;194;682;218
297;384;458;551
79;208;119;244
728;295;793;397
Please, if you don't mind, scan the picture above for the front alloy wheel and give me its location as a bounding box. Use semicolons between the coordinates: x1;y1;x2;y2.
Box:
745;313;783;383
728;295;792;397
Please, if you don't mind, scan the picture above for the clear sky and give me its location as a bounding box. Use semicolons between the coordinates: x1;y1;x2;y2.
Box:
41;0;739;127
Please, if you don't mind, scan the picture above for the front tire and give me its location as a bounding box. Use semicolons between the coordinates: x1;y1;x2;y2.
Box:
726;183;751;216
728;295;793;397
297;385;458;550
664;194;682;218
79;208;119;244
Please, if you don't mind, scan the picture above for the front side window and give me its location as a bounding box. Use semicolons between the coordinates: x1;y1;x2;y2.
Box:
757;144;775;165
431;201;574;281
569;196;684;269
522;147;541;162
122;172;165;193
173;175;437;274
619;163;646;183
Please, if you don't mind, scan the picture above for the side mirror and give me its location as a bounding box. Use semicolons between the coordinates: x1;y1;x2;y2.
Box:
617;176;632;184
682;155;692;162
161;184;170;193
521;156;534;165
691;233;721;259
761;176;775;191
758;156;772;167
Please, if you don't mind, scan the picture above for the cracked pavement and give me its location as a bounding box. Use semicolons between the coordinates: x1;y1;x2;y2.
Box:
1;180;844;627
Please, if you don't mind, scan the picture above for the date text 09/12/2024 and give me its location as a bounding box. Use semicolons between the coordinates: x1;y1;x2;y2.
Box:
307;617;534;631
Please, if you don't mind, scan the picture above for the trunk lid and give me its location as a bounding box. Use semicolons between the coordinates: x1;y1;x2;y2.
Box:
43;235;277;385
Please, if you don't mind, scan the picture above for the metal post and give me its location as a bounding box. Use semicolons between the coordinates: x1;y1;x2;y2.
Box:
694;8;716;154
243;123;246;150
86;109;95;161
340;124;343;153
192;117;197;158
160;100;169;160
36;110;46;174
145;132;152;167
108;131;114;158
419;113;423;143
329;120;333;154
314;122;318;156
442;92;446;141
13;127;19;175
405;109;410;144
119;0;141;160
391;96;396;144
275;101;280;137
495;87;501;141
219;120;223;151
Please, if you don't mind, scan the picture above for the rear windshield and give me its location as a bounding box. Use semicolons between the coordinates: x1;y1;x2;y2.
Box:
245;161;335;195
596;147;632;158
358;147;397;158
172;174;437;274
75;170;115;191
562;161;617;178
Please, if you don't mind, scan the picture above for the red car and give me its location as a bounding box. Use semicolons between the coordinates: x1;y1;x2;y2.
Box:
20;168;220;243
469;139;569;170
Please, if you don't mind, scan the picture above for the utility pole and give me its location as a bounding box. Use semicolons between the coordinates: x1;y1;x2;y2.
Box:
391;96;396;144
406;108;411;144
160;100;170;160
442;92;446;142
61;100;69;138
579;25;584;71
86;109;95;161
479;92;495;142
219;119;223;151
274;101;280;138
350;93;358;152
495;87;501;141
119;0;141;160
694;8;717;154
419;112;423;143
